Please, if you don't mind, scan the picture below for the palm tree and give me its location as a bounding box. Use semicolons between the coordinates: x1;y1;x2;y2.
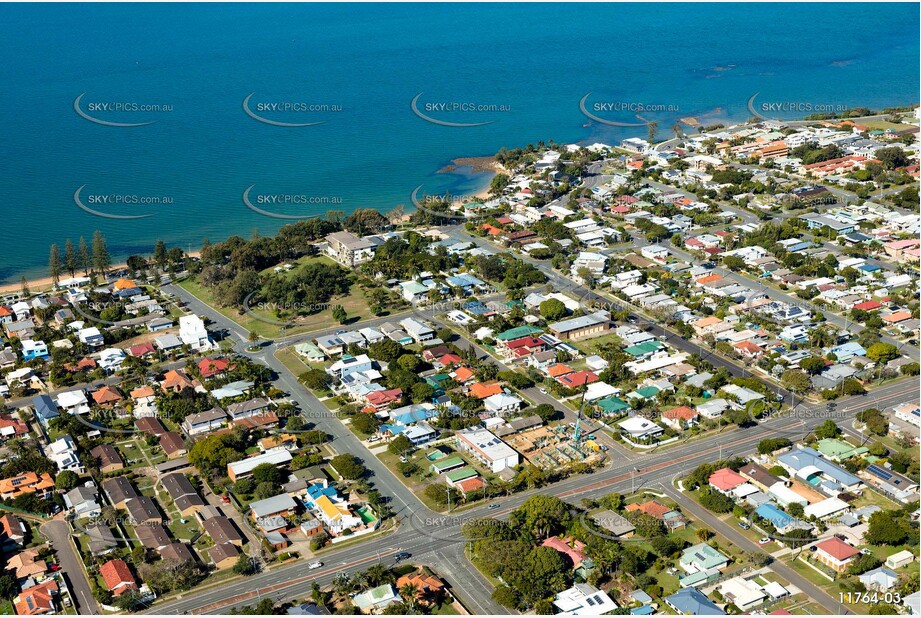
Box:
366;563;389;587
399;583;421;611
333;572;353;597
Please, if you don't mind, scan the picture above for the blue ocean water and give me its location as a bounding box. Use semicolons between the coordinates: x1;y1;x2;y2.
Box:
0;3;918;282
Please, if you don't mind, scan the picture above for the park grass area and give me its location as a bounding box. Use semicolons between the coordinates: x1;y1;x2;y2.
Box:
179;260;372;339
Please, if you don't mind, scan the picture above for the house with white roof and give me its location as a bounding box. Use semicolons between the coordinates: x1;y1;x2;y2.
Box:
56;389;90;415
179;315;212;351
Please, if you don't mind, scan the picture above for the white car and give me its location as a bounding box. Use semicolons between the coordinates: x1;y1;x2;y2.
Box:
308;562;323;570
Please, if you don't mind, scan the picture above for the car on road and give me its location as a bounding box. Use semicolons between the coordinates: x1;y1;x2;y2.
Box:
308;562;323;570
221;495;231;503
738;522;750;530
394;552;411;561
488;503;500;510
538;388;547;394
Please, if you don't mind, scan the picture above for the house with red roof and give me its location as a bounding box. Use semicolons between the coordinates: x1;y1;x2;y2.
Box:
557;370;598;389
198;357;231;378
500;336;545;359
708;468;747;494
852;300;881;312
450;366;475;383
0;414;29;439
92;386;123;408
100;558;138;596
661;406;699;431
64;357;97;372
13;580;58;615
813;537;860;572
365;388;403;411
733;340;765;360
625;500;672;520
541;536;590;569
454;476;487;497
546;363;574;379
435;353;463;369
128;342;156;357
468;382;503;399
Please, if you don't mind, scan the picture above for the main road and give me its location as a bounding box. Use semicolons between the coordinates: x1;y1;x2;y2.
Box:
155;276;918;615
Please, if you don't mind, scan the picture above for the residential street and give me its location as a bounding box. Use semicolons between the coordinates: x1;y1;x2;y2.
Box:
40;518;100;615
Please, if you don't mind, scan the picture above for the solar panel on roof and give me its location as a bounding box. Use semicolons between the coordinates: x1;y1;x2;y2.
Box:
867;464;892;481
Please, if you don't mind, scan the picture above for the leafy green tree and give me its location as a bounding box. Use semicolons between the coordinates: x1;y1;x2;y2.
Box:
865;511;910;545
397;354;421;372
55;470;80;491
758;438;791;454
866;342;899;364
814;420;840;440
350;412;380;436
781;369;811;393
252;463;286;485
367;339;404;363
299;368;331;391
699;488;734;513
799;357;825;375
388;434;413;455
330;454;365;479
539;298;567;321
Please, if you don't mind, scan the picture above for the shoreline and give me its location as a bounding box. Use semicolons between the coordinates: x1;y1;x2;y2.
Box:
0;252;202;295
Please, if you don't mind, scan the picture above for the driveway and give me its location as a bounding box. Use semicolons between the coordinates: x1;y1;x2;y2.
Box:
41;519;100;615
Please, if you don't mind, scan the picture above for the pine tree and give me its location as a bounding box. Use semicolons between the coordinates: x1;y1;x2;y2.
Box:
78;237;91;275
92;230;111;276
49;244;62;286
64;239;77;277
153;240;167;269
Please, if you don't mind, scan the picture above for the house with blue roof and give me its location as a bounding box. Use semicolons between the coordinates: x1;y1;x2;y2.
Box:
828;342;867;363
665;587;725;615
445;274;487;294
777;447;863;494
754;503;812;534
32;394;59;427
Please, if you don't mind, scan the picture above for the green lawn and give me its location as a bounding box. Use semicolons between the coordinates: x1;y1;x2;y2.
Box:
179;260;376;339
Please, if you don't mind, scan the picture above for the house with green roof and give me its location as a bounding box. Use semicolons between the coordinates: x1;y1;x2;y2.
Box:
624;340;664;359
294;341;325;362
627;385;660;400
679;542;730;579
424;373;451;392
446;466;478;484
430;456;465;474
495;325;543;342
597;397;630;415
352;584;401;613
816;438;868;462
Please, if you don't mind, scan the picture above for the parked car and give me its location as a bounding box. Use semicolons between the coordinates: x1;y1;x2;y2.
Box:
738;522;750;530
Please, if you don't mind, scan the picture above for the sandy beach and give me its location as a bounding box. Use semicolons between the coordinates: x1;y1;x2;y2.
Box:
0;252;202;295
